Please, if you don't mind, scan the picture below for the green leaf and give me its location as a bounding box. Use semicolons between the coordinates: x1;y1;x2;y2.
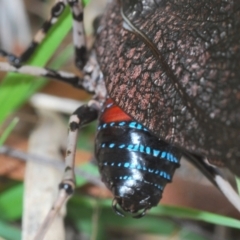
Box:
149;204;240;229
0;185;23;221
0;117;19;146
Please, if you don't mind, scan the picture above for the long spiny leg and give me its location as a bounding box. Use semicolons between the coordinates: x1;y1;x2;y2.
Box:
0;61;84;88
19;0;87;66
33;54;106;238
20;0;84;64
33;100;100;240
0;52;101;91
0;50;20;66
67;0;87;69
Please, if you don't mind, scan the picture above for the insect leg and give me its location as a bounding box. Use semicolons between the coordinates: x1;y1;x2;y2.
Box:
185;153;240;212
19;0;87;66
0;0;70;66
33;100;100;240
67;0;87;69
0;60;84;87
0;52;103;92
21;0;72;64
0;49;20;66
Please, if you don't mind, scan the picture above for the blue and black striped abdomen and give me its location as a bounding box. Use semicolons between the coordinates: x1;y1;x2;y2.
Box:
95;99;181;216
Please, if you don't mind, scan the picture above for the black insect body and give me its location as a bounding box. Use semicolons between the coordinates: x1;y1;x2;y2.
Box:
95;98;181;216
1;0;240;238
96;0;240;176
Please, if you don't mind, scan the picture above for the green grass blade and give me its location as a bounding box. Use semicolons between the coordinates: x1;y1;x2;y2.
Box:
0;184;23;221
149;204;240;229
235;176;240;194
0;117;19;146
0;8;72;124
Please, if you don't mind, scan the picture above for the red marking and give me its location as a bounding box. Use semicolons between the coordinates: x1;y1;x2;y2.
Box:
100;98;132;123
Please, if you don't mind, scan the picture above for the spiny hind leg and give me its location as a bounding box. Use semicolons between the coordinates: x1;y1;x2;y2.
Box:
33;99;100;240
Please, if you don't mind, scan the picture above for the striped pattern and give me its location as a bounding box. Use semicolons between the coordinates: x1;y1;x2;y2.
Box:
102;161;171;180
98;121;148;131
95;98;181;214
100;142;179;164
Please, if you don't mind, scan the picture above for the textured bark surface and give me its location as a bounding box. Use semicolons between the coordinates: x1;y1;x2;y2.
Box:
95;0;240;174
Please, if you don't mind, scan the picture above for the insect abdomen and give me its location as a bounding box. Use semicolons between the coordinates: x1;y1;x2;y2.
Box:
95;99;181;216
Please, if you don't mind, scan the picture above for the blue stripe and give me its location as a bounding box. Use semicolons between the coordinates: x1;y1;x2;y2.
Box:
97;121;148;131
137;165;142;170
140;145;145;153
119;121;126;126
146;147;151;154
100;143;179;164
124;162;130;168
153;150;160;157
102;161;171;180
127;144;134;150
161;151;166;158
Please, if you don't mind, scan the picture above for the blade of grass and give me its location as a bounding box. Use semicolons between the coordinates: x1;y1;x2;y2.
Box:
0;7;72;124
149;204;240;229
0;117;19;146
235;176;240;194
0;184;23;221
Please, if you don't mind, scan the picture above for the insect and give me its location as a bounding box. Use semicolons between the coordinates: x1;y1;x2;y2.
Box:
0;0;240;238
96;0;240;215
